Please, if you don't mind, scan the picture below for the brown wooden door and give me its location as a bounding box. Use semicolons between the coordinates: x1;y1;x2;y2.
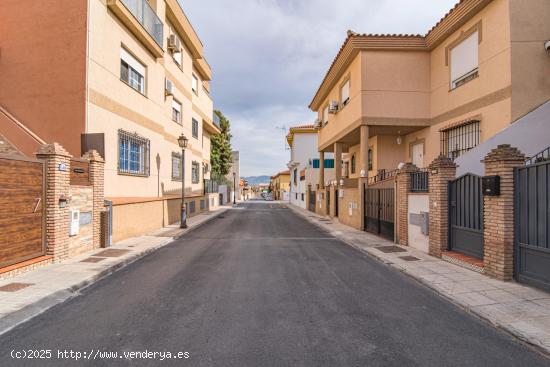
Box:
0;155;45;268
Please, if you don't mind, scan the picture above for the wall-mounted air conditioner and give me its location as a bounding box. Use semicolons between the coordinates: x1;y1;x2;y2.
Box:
314;118;322;128
328;101;339;114
168;34;181;52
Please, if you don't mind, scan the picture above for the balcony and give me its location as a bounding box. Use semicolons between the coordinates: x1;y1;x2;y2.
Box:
107;0;164;58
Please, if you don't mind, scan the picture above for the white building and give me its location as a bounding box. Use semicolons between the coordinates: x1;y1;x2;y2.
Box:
286;125;334;210
225;151;241;202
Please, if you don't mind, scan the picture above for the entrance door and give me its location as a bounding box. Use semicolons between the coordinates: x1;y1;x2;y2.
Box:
364;187;395;240
449;174;484;259
0;155;45;268
308;190;316;212
515;161;550;291
412;142;424;168
326;190;330;215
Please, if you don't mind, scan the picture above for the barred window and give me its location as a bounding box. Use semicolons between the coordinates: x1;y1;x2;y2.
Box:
171;152;182;181
118;130;149;176
441;120;480;160
192;161;200;184
351;155;356;174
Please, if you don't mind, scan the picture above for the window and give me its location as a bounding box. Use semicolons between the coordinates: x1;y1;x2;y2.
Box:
192;118;199;139
296;193;298;200
293;169;298;185
118;130;149;176
192;74;199;94
172;100;182;124
120;48;145;94
440;120;480;160
192;161;200;184
312;159;335;169
301;193;304;201
368;149;373;171
351;155;356;174
341;80;350;106
450;31;479;89
168;24;183;66
171;152;182;181
323;105;329;125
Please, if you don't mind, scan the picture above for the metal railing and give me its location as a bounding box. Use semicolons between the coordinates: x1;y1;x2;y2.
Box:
121;0;163;47
204;179;219;194
410;170;429;192
368;169;398;185
526;146;550;166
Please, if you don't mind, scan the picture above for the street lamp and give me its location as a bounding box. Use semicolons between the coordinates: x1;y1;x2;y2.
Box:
178;133;189;229
233;172;237;204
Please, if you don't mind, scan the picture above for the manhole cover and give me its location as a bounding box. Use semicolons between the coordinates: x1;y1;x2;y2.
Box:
81;257;106;263
94;249;131;258
399;255;421;261
375;246;407;253
0;282;33;292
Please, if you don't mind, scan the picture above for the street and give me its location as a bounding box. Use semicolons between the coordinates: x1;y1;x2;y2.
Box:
0;201;548;366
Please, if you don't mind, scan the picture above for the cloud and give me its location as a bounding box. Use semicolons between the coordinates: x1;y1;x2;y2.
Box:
179;0;459;176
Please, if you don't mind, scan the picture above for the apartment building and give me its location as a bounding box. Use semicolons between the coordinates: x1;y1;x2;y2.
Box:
286;125;335;210
309;0;549;230
270;171;290;201
0;0;221;241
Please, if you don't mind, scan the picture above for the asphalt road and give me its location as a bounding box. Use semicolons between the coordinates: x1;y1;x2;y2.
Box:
0;201;549;366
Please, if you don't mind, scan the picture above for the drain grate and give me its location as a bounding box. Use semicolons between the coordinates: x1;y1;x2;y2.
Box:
399;255;421;261
0;282;33;292
375;246;407;253
94;249;131;258
81;257;106;263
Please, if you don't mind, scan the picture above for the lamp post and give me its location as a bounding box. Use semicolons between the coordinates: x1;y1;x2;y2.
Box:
178;134;189;229
233;172;237;204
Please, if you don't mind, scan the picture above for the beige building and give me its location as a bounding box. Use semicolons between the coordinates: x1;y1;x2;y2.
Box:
309;0;549;230
270;171;291;201
0;0;221;242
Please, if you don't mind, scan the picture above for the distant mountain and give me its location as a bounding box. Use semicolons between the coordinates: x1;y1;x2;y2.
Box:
243;176;271;185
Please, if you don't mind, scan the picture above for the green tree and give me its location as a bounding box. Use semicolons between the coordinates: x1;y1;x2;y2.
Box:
211;110;233;181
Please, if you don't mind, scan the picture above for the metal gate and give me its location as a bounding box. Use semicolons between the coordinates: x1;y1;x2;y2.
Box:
515;160;550;291
308;190;316;212
448;174;484;259
364;187;394;240
326;189;330;215
0;155;45;268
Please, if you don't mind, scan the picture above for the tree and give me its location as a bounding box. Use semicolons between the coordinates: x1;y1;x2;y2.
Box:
211;110;233;181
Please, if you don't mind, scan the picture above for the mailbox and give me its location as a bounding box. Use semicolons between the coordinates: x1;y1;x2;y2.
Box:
482;175;501;196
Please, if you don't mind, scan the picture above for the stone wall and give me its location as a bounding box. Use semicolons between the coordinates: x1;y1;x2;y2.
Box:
67;186;94;257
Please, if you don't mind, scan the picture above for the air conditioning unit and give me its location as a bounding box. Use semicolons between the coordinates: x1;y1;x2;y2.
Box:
314;118;322;128
167;34;181;52
328;101;339;114
165;78;173;96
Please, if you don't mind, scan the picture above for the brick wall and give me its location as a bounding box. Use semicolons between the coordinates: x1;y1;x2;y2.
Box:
482;144;525;280
428;156;456;258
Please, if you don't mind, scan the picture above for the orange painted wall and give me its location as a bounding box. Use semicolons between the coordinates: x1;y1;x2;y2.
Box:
0;0;88;156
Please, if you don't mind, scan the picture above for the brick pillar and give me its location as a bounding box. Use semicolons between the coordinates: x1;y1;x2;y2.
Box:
396;163;418;246
428;155;456;258
36;143;72;262
83;150;105;249
482;144;525;280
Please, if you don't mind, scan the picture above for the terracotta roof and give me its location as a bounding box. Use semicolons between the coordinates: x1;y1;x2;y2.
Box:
309;0;491;110
290;124;315;130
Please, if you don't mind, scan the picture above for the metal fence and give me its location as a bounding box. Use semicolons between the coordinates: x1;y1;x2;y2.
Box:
525;146;550;166
410;171;429;192
204;179;219;194
368;169;398;185
121;0;164;46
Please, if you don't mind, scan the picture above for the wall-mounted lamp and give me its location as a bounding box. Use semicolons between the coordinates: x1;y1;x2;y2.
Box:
396;131;403;145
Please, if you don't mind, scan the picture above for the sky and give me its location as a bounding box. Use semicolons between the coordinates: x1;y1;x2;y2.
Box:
179;0;459;177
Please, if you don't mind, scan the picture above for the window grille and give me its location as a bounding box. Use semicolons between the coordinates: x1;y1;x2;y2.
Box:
118;130;150;176
440;120;480;160
192;161;200;184
192;118;199;138
171;152;182;181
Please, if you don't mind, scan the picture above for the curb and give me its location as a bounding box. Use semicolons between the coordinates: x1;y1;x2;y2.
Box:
288;204;550;359
0;208;228;337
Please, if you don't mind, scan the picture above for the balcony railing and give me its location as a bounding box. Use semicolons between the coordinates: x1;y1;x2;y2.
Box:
410;170;429;193
213;113;221;129
121;0;163;47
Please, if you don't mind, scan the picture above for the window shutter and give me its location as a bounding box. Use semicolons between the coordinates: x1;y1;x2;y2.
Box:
120;48;145;76
341;80;350;104
450;31;478;84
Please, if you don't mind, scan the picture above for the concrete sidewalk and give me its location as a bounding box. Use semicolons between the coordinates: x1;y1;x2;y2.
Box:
288;204;550;356
0;206;230;336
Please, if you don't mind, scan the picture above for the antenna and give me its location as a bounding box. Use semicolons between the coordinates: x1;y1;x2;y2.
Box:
275;126;290;151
